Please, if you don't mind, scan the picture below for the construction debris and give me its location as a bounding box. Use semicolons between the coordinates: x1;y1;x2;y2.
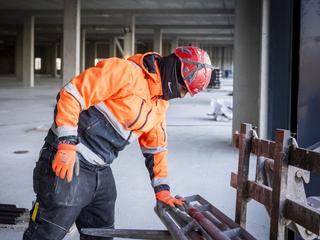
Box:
209;98;233;121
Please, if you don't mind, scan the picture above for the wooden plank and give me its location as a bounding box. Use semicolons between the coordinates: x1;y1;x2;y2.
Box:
285;199;320;235
230;172;272;209
269;129;291;240
235;123;253;228
290;147;320;174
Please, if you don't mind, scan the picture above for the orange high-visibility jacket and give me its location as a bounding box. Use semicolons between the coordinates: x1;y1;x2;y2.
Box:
52;52;170;192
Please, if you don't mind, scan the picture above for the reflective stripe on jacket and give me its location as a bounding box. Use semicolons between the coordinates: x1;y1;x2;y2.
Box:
51;52;169;191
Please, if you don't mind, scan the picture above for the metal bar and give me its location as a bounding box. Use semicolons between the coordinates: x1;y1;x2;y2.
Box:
169;208;203;240
230;173;273;210
232;132;240;148
233;132;276;159
252;138;276;159
188;195;238;229
290;147;320;174
269;129;291;240
230;172;238;189
202;211;228;231
191;196;256;240
235;123;253;228
155;206;189;240
188;207;231;240
223;228;242;238
285;199;320;235
81;228;173;239
247;181;272;210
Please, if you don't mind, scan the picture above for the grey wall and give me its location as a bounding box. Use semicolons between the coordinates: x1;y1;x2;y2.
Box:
296;0;320;200
267;0;293;139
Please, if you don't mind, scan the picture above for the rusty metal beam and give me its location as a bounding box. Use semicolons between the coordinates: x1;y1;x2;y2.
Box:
290;147;320;173
231;172;273;209
285;199;320;235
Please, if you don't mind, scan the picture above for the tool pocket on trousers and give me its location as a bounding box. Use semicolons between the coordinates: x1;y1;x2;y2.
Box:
52;174;80;207
33;159;55;198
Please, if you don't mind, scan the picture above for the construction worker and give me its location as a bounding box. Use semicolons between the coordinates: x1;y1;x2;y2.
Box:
23;46;213;240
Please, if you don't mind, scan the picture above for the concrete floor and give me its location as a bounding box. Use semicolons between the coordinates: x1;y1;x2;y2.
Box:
0;77;269;239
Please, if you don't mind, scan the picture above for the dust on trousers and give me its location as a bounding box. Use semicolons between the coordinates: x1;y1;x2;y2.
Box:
23;144;117;240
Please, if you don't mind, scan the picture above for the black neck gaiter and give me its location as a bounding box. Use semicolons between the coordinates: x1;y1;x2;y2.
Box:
158;54;184;100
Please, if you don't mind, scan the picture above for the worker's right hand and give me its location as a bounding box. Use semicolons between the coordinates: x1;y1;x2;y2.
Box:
52;143;78;182
155;190;185;207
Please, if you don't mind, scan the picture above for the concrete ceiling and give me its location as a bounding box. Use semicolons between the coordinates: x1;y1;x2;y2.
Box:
0;0;235;43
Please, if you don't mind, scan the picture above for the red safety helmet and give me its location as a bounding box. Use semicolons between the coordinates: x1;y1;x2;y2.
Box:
174;46;214;96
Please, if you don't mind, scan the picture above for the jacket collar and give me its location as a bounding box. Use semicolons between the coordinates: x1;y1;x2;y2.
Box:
128;52;162;98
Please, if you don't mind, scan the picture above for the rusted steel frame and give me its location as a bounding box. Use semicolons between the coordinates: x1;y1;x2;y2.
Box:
187;207;231;240
285;198;320;235
169;208;204;240
233;132;276;159
290;146;320;173
235;123;253;228
269;129;291;240
230;172;272;209
155;203;202;240
155;207;189;240
186;195;256;240
81;228;173;239
251;138;276;159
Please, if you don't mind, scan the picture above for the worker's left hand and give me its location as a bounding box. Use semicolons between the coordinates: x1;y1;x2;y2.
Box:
155;190;185;207
52;143;79;182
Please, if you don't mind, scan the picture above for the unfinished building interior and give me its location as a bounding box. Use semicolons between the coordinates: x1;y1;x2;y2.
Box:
0;0;320;239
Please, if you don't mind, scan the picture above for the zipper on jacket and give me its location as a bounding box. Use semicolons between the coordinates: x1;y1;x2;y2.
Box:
161;123;166;142
128;100;144;129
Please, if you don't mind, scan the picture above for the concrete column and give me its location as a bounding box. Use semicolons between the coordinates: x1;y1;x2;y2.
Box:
63;0;80;84
22;16;35;87
15;26;23;81
44;46;53;74
109;37;116;57
85;41;96;68
258;0;270;138
216;47;222;70
52;43;58;78
153;28;162;55
221;47;225;72
60;39;63;78
232;0;262;134
123;15;135;58
80;29;86;72
170;37;178;53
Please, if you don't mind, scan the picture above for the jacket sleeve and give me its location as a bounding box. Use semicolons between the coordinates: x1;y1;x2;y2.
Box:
138;118;169;193
53;58;132;140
